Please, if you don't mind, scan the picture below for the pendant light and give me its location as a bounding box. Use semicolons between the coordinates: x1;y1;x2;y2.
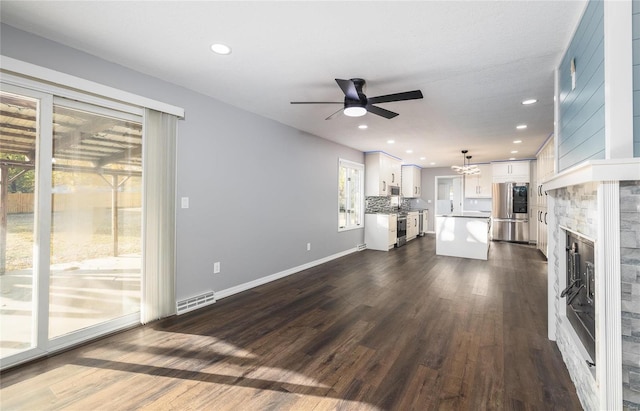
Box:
451;150;480;175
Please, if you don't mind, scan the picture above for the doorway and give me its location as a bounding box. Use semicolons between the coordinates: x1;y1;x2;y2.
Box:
435;176;463;215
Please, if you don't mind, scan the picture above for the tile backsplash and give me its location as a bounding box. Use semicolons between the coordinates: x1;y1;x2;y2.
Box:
365;196;411;213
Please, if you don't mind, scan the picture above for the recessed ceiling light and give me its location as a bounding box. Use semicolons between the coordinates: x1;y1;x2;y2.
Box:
420;157;426;160
210;43;232;55
358;124;368;129
522;99;537;105
430;162;436;166
516;124;527;130
387;139;395;144
406;149;413;154
509;157;516;160
511;150;518;154
513;140;522;144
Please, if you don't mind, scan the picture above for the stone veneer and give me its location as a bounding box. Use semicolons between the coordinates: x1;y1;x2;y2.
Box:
551;181;640;411
552;182;599;411
622;181;640;411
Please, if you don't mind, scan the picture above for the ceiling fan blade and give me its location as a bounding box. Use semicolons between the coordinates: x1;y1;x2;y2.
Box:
325;108;344;120
367;90;423;105
290;101;343;104
366;104;399;119
335;79;360;100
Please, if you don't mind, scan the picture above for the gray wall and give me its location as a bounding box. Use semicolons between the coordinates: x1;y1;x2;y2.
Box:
0;24;365;301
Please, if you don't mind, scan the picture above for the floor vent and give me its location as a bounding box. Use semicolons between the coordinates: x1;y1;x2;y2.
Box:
357;243;367;251
176;291;216;315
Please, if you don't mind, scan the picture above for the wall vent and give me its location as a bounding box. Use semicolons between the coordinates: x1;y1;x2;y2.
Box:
357;243;367;251
176;291;216;315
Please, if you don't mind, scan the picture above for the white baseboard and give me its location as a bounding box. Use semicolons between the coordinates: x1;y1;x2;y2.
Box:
215;247;359;300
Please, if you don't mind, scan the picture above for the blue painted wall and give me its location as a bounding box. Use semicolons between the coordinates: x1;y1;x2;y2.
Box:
634;0;640;157
558;0;605;171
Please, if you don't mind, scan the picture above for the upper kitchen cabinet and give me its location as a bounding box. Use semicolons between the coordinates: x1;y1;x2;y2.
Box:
365;152;401;196
464;164;492;198
537;137;555;184
491;160;530;183
401;165;422;198
388;156;401;188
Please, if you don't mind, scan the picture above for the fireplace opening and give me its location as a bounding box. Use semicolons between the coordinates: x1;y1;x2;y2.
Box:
560;231;595;363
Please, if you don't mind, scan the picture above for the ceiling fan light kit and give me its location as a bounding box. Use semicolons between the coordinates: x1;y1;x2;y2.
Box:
344;107;367;117
291;78;423;120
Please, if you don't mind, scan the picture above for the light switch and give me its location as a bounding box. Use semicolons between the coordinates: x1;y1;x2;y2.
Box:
181;197;189;209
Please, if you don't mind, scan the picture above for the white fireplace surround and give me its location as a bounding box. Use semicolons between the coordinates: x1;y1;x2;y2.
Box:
544;159;640;411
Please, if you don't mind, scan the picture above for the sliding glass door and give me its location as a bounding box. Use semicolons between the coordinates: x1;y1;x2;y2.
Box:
0;89;41;359
48;101;142;340
0;84;143;367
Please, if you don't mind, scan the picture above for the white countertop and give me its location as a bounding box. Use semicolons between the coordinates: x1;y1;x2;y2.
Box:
437;212;491;219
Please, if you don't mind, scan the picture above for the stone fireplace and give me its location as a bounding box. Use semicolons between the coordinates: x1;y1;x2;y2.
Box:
545;167;640;411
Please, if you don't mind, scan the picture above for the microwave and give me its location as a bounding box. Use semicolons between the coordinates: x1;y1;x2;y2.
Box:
390;186;400;196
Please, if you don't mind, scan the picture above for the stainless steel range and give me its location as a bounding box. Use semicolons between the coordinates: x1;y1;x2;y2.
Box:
560;231;595;363
396;214;407;247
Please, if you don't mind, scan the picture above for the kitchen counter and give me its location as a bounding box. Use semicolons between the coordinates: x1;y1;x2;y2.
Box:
437;212;491;219
435;214;490;260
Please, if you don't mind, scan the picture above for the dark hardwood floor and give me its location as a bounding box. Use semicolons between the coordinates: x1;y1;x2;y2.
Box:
0;235;582;410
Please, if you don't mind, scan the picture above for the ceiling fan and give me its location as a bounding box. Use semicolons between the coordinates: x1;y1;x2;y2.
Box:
290;78;423;120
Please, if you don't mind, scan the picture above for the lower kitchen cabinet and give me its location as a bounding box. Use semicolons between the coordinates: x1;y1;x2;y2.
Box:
406;211;419;241
365;213;397;251
536;207;549;257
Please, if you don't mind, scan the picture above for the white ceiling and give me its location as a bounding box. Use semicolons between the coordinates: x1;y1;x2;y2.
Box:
0;1;586;168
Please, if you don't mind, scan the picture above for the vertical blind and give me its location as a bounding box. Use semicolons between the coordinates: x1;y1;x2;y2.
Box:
142;109;177;323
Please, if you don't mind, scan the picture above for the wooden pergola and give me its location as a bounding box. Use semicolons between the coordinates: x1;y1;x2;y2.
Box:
0;92;142;274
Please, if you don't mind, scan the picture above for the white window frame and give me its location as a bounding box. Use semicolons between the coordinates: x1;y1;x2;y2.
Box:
338;158;364;232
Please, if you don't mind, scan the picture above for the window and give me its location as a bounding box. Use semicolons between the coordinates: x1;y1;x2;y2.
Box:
338;158;364;231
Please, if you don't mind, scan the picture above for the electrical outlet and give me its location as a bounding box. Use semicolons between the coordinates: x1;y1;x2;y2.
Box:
307;243;311;251
213;262;220;274
181;197;189;208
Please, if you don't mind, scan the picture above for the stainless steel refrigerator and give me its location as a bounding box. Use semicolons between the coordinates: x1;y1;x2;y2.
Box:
491;182;529;242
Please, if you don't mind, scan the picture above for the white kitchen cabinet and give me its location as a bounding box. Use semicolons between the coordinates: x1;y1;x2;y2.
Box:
401;165;422;198
491;160;530;183
535;207;549;257
365;213;397;251
535;136;554;257
529;161;538;243
365;152;401;196
464;164;492;198
406;211;419;241
389;157;401;189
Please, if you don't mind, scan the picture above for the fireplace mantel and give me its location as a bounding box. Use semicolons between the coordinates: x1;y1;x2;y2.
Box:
543;158;640;191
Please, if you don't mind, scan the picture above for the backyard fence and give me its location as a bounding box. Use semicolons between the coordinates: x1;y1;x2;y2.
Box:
4;192;142;214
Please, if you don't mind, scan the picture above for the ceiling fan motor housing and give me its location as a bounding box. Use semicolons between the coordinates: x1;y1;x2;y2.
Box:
346;78;367;107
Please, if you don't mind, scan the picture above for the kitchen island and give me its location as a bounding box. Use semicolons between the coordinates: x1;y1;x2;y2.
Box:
435;212;491;260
